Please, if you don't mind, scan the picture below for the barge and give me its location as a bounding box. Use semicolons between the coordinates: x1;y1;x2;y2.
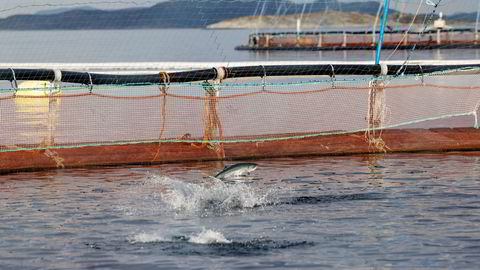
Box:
236;16;480;51
236;28;480;51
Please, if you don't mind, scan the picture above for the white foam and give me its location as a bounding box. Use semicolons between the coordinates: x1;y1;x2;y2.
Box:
189;229;232;244
129;229;231;245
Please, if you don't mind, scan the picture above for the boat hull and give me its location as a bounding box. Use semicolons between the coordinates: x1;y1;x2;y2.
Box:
236;43;480;51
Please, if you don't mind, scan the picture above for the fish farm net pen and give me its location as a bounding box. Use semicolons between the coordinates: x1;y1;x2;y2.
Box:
2;0;480;173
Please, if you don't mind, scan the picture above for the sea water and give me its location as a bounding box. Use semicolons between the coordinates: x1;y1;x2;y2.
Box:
1;154;480;269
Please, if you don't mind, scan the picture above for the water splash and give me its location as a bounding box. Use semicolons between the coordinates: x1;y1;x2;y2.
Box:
129;228;231;244
148;175;275;215
189;228;232;244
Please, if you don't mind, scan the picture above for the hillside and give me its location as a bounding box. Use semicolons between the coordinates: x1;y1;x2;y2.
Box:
0;0;475;30
208;11;474;29
0;0;331;29
208;11;379;29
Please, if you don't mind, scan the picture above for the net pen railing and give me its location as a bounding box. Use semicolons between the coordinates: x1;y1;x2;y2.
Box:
1;62;480;153
1;63;480;85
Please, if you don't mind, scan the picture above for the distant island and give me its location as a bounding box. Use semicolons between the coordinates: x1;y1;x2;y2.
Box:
0;0;476;30
208;11;472;29
208;11;379;29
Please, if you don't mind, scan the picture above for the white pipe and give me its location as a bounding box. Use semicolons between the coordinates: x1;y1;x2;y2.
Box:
476;1;480;41
296;18;301;34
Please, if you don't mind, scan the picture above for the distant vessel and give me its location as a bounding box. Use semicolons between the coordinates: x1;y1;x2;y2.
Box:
236;14;480;51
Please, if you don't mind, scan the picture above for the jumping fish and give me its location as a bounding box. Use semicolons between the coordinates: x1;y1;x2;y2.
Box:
214;163;258;179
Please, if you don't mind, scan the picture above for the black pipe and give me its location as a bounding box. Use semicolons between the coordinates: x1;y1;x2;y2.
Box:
0;69;56;81
0;64;478;85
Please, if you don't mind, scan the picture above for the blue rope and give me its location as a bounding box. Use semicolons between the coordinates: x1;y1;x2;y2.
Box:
375;0;390;65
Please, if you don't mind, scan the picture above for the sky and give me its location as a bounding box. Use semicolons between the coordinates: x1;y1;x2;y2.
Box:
0;0;478;18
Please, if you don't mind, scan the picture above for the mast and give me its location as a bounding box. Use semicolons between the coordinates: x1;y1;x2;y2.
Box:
375;0;390;65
